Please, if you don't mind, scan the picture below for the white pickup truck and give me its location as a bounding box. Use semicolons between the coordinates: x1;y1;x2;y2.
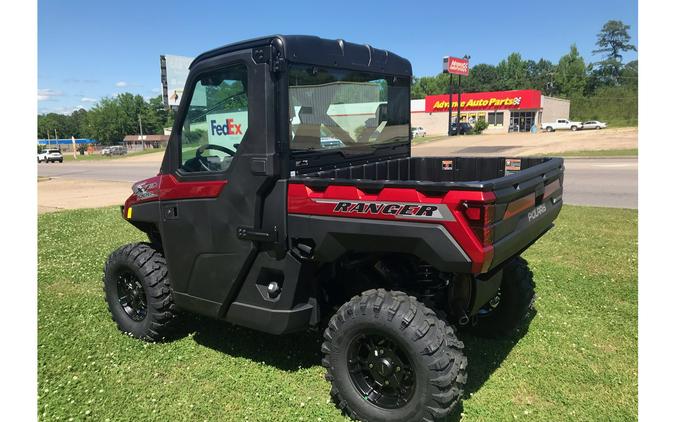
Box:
541;118;583;132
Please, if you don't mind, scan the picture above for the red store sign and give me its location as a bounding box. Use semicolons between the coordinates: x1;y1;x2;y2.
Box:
444;56;470;76
425;89;541;113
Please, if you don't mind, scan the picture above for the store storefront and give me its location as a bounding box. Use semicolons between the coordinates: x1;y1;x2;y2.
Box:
410;89;570;135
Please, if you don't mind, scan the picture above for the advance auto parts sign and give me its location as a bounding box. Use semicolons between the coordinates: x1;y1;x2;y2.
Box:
206;112;248;150
425;89;541;112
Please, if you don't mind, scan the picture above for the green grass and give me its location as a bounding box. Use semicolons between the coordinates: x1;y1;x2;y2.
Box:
60;148;165;161
38;205;637;421
539;148;638;158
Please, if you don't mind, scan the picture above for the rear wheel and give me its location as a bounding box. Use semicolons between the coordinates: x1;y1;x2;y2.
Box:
103;243;177;341
546;126;553;132
571;125;578;131
322;289;467;422
468;256;535;338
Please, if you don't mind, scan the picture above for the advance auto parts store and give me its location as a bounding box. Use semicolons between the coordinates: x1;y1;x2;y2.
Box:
411;89;570;134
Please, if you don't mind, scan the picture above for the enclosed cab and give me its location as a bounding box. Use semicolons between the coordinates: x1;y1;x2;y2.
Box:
104;35;563;422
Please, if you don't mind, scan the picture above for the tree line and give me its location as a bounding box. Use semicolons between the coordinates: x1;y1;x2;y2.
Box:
411;20;637;126
37;94;174;145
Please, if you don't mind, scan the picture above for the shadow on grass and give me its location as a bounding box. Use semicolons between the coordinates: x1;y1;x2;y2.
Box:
169;314;324;371
167;308;536;420
445;309;537;421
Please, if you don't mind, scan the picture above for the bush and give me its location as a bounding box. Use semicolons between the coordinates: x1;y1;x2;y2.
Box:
473;120;488;134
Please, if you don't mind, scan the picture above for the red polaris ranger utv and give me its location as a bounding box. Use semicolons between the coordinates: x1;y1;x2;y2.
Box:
103;35;564;421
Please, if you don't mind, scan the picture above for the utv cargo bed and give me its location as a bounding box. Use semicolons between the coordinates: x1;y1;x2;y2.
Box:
289;156;564;273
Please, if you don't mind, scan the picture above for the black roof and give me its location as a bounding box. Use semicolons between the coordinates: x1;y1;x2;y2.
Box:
191;35;412;76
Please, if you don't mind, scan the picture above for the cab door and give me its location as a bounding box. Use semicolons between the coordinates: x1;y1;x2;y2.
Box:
158;47;279;317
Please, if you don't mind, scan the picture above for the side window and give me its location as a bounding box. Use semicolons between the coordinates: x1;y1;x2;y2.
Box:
179;64;248;173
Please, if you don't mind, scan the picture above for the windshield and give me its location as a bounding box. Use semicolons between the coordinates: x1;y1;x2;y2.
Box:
288;64;409;153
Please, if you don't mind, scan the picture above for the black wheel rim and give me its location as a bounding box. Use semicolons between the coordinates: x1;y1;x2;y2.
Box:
116;271;147;321
346;332;416;409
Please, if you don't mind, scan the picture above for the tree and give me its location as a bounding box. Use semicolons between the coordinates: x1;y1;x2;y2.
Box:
463;64;499;92
496;53;528;90
554;44;587;98
591;20;637;86
526;59;557;95
593;20;637;62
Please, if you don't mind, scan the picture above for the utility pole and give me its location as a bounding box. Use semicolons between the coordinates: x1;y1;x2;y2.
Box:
54;129;58;149
138;114;144;150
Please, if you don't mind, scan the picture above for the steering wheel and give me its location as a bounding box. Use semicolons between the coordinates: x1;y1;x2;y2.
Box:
194;144;237;171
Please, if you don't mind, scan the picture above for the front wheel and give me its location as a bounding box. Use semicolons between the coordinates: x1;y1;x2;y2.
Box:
322;289;467;422
468;256;535;338
103;243;177;341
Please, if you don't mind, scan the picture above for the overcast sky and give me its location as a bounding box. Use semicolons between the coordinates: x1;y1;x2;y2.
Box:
38;0;637;114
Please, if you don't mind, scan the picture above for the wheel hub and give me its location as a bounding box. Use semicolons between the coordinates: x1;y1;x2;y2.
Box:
347;333;415;409
116;271;147;321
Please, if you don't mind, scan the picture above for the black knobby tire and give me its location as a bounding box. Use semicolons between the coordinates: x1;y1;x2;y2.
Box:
103;243;177;341
322;289;467;422
469;256;535;338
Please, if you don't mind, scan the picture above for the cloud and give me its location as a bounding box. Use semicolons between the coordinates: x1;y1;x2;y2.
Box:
81;97;97;103
64;78;99;84
115;81;128;87
38;89;64;101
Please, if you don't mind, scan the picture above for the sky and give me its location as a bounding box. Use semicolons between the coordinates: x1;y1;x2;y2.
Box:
38;0;637;115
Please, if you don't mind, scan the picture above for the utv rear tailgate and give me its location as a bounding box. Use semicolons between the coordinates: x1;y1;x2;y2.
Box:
289;156;564;273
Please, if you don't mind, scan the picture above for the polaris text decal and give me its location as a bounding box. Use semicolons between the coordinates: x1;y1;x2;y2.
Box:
314;199;455;221
528;204;547;221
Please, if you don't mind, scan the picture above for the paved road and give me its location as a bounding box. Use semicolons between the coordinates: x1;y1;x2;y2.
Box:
38;161;159;183
561;158;637;209
37;157;637;209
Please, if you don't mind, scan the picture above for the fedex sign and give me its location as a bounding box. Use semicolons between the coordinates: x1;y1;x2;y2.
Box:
443;56;469;76
211;118;242;136
206;112;248;149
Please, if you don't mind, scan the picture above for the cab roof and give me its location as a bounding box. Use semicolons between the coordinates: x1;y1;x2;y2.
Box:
191;35;412;77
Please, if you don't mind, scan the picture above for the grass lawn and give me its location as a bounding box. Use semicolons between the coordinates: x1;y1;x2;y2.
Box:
38;205;637;421
541;148;638;158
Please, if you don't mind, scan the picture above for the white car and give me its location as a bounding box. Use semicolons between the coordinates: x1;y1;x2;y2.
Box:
582;120;607;130
38;149;63;163
412;127;427;137
541;119;583;132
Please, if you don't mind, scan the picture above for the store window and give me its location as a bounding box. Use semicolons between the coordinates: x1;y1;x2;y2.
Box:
509;111;536;132
488;112;504;126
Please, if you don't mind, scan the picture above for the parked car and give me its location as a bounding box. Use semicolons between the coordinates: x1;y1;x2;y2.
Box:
412;126;427;137
320;137;345;149
102;145;128;156
38;149;63;163
582;120;607;130
451;122;474;135
541;118;583;132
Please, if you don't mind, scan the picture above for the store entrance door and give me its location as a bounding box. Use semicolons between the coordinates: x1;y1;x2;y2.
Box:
509;111;535;132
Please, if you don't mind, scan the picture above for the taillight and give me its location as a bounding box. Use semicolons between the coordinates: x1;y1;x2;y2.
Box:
461;201;495;246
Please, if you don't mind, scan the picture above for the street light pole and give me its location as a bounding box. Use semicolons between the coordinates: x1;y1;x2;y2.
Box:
447;74;454;136
138;114;144;150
